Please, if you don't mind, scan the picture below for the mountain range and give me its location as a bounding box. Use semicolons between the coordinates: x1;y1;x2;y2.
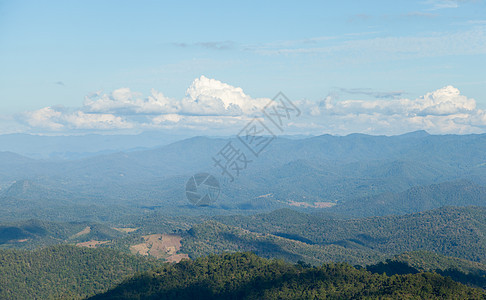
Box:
1;131;485;220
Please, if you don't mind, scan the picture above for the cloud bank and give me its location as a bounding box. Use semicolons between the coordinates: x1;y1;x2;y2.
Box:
302;85;485;135
19;76;486;135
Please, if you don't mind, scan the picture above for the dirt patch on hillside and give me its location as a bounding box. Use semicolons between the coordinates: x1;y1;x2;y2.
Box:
130;234;187;262
166;253;189;263
71;226;91;239
113;227;139;233
76;240;109;248
7;239;29;243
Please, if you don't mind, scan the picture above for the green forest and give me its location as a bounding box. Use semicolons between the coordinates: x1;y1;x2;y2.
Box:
91;252;486;300
0;245;163;299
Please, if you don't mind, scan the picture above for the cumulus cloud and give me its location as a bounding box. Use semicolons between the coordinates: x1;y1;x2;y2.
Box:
319;86;476;116
83;76;268;117
320;86;476;116
84;88;179;115
63;111;132;130
21;76;266;133
182;76;267;115
302;85;485;135
23;106;132;131
20;76;486;135
24;107;64;130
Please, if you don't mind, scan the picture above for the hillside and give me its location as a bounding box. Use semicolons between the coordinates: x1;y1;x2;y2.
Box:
181;220;384;266
2;206;485;267
215;206;486;263
0;245;164;299
329;180;486;217
0;219;124;250
366;251;486;289
90;252;485;300
0;208;485;298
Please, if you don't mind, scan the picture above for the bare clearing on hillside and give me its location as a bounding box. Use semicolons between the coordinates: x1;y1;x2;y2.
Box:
71;226;91;239
130;234;188;262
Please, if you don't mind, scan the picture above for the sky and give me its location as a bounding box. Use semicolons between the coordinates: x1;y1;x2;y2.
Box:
0;0;485;136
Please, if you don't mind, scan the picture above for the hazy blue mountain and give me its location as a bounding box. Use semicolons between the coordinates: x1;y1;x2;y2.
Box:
0;132;189;159
0;131;485;215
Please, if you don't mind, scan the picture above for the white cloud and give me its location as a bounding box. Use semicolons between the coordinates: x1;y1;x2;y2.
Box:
20;76;486;135
424;0;476;10
426;0;460;10
22;107;132;131
150;113;249;132
83;76;268;116
418;86;476;115
181;76;267;115
302;85;486;135
320;86;476;116
63;111;133;130
21;76;268;133
24;107;64;130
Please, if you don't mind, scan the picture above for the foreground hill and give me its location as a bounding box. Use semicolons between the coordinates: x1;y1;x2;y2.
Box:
1;207;486;298
90;252;485;300
0;245;163;299
2;247;485;299
367;251;486;289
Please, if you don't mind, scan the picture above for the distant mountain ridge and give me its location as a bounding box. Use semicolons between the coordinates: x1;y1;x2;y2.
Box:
0;131;485;217
0;132;189;159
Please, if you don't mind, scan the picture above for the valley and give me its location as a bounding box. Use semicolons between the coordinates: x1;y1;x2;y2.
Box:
0;132;485;299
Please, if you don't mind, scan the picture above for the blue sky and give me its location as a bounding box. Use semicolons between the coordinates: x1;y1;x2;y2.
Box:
0;0;485;135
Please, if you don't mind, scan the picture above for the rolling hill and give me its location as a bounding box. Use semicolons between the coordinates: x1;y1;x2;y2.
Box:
0;245;164;299
89;252;485;299
214;206;486;263
329;180;486;217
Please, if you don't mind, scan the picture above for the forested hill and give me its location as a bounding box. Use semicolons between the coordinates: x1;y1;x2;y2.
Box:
90;252;486;300
213;206;486;263
329;180;486;217
366;251;486;290
0;245;163;299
